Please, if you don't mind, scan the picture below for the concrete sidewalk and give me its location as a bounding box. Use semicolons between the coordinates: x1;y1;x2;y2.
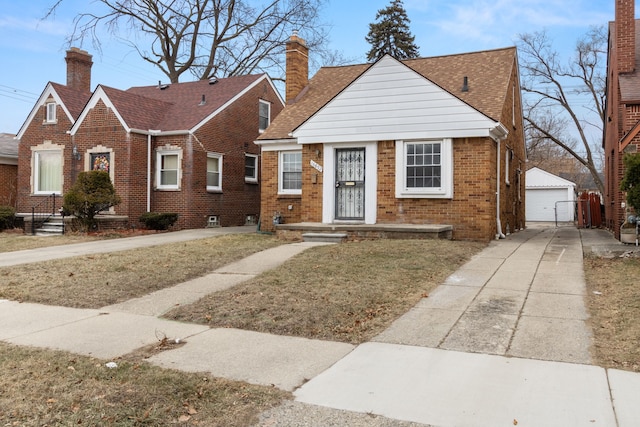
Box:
261;225;640;426
1;224;640;426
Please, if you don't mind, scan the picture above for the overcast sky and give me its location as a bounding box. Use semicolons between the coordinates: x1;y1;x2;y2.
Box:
0;0;620;134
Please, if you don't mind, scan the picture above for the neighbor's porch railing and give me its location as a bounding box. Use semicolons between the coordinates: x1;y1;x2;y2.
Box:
31;193;64;235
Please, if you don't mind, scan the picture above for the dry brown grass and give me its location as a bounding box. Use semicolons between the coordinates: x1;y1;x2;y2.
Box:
584;255;640;372
0;234;283;308
0;231;106;253
165;239;485;344
0;342;289;426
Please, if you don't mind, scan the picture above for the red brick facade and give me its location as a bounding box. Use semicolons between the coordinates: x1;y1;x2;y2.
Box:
16;53;283;231
260;133;525;241
604;0;640;238
258;53;525;242
0;164;17;207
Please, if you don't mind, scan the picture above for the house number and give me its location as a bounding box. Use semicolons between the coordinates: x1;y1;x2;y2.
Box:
310;160;323;172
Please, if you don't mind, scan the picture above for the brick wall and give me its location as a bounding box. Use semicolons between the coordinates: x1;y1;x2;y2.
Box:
499;65;527;234
0;164;17;207
16;99;74;214
604;2;638;237
285;34;309;103
616;0;636;74
186;79;283;229
72;100;136;225
259;150;302;232
376;138;497;241
301;144;323;222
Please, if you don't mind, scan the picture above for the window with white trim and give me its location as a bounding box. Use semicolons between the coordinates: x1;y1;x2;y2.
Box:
33;149;62;194
259;100;270;132
45;102;56;123
245;154;258;183
505;148;512;185
207;153;222;191
395;139;453;198
156;150;181;190
279;151;302;194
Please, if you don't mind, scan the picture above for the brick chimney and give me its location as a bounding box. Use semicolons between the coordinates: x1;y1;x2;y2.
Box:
616;0;636;74
285;32;308;103
65;47;93;92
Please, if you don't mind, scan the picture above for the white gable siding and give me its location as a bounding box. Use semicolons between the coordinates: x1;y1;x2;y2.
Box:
292;56;501;144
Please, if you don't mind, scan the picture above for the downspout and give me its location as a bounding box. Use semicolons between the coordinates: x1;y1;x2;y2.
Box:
147;130;161;213
496;138;505;239
492;124;509;240
147;133;151;212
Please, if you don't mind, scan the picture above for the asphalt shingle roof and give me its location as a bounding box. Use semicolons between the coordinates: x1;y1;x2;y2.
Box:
0;133;17;157
259;47;517;141
125;74;265;131
50;82;91;120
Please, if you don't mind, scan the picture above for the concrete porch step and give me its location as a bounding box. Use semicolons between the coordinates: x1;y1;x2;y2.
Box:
302;232;348;243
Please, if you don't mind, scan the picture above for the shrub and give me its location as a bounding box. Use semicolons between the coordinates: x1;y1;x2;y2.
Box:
0;206;15;230
63;171;121;231
621;153;640;214
139;212;179;230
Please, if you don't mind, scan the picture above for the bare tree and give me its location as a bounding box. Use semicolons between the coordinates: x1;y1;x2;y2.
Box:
47;0;333;83
518;27;606;194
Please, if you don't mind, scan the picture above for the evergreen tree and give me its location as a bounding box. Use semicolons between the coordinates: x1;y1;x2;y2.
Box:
365;0;420;62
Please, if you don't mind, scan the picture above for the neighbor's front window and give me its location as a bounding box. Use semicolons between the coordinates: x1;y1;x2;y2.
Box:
395;139;453;198
207;153;222;191
156;150;181;190
245;154;258;183
279;151;302;194
259;100;270;132
34;150;62;194
45;102;56;123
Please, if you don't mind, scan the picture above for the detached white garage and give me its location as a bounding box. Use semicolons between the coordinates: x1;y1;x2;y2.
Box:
526;167;576;222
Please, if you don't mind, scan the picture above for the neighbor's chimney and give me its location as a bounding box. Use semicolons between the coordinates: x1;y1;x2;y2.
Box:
616;0;636;74
65;47;93;92
285;31;308;103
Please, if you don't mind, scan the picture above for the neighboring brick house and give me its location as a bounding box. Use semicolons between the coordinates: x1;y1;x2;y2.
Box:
603;0;640;239
256;35;526;241
16;48;284;230
0;133;18;207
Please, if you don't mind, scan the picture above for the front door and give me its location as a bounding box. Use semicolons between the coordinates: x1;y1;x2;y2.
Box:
335;148;365;220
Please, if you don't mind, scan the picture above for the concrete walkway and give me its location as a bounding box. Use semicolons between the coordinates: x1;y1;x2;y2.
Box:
286;225;640;426
1;224;640;426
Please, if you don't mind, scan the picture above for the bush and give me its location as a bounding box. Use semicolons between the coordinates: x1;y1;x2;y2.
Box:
63;171;121;231
0;206;15;230
139;212;179;230
621;153;640;214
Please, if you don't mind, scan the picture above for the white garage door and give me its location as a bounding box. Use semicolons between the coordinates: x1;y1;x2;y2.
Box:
526;188;572;222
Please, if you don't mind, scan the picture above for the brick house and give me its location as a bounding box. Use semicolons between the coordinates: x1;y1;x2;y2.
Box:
256;35;526;241
0;133;18;208
603;0;640;239
16;48;284;230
